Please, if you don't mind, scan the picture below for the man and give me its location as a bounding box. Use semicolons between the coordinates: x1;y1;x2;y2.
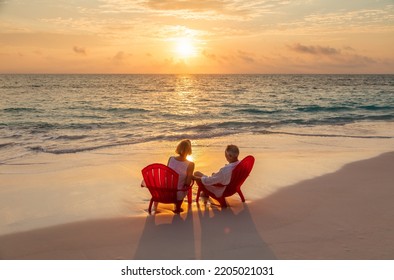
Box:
193;144;239;198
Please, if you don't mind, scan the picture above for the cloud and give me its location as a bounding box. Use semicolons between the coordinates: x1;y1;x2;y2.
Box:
145;0;226;12
202;49;218;61
112;51;132;64
237;50;255;63
202;49;257;66
202;49;234;63
304;6;394;31
73;46;87;55
144;0;291;17
343;46;355;52
339;54;376;67
289;43;341;56
287;43;378;71
113;51;125;61
142;0;263;19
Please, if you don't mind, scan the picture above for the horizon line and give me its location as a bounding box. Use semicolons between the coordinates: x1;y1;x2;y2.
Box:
1;72;393;75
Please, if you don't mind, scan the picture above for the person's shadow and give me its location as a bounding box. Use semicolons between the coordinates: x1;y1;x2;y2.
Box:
198;202;276;259
133;207;195;259
133;201;276;259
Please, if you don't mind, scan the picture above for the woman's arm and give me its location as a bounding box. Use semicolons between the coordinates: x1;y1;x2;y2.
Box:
185;162;195;187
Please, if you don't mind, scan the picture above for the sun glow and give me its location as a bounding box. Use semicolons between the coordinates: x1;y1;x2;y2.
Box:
175;37;197;58
186;154;194;162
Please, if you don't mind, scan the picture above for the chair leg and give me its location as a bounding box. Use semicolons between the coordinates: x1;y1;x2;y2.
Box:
219;197;228;208
196;189;200;203
187;188;192;204
174;200;183;213
196;181;204;203
148;198;154;214
237;190;246;202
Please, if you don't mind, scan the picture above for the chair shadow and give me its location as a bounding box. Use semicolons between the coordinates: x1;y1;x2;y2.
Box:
198;202;277;259
133;206;195;260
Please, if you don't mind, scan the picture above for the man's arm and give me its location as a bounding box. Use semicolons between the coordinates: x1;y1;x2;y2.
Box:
200;169;226;186
193;171;204;182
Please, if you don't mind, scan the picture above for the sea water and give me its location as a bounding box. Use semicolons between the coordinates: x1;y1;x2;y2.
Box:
1;74;393;163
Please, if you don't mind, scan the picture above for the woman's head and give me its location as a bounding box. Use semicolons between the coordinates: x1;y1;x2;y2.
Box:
176;139;192;156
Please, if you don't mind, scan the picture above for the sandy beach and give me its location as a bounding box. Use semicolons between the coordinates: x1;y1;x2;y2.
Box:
1;124;394;260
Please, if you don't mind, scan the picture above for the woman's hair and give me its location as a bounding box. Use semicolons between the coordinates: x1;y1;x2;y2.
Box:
225;144;239;158
176;139;192;156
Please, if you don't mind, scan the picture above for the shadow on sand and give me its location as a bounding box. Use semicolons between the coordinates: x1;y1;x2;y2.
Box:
197;202;276;259
133;206;196;259
133;200;276;259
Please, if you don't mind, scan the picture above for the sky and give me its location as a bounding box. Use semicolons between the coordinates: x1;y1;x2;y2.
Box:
0;0;393;74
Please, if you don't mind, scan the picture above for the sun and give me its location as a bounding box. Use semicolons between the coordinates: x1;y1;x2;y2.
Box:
175;37;196;58
186;154;194;162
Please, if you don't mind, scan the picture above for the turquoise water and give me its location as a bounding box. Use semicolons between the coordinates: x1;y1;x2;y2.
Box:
1;74;393;162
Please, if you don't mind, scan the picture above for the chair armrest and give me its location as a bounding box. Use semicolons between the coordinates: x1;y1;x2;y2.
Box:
179;180;194;191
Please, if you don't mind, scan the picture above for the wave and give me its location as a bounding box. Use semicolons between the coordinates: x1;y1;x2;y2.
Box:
24;121;130;132
25;121;394;156
25;130;241;155
3;107;42;113
295;104;394;114
28;122;57;130
53;135;89;140
183;116;394;135
28;144;122;154
0;142;14;149
359;105;394;111
76;114;107;120
258;130;393;139
323;114;394;123
234;108;282;114
106;107;149;113
186;121;273;132
67;106;150;114
295;105;352;113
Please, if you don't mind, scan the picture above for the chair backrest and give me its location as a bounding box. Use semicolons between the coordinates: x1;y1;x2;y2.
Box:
141;163;179;203
222;155;255;197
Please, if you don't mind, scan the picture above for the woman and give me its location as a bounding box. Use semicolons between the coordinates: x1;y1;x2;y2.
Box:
167;139;195;213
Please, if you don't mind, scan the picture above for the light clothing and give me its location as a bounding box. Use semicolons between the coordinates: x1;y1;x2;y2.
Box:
201;161;239;197
168;156;190;200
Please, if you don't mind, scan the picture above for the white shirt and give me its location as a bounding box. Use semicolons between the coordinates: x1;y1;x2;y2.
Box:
167;156;189;190
168;156;190;200
201;161;239;197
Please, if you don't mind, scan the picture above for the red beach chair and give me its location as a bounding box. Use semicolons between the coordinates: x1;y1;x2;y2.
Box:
141;163;193;214
196;155;255;208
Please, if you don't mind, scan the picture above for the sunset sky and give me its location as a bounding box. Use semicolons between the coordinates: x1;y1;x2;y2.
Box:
1;0;393;74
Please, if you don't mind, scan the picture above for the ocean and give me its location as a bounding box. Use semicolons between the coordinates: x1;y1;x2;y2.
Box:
1;74;393;163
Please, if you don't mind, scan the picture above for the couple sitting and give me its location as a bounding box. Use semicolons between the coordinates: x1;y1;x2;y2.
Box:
168;139;240;212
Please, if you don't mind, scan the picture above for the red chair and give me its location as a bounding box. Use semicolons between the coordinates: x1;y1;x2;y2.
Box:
141;163;193;214
195;155;255;208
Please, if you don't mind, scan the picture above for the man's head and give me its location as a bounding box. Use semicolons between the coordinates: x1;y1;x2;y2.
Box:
225;144;239;163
